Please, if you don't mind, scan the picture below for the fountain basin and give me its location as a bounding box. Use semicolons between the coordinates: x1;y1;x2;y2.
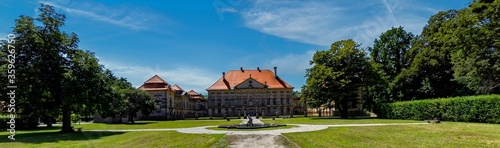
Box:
217;123;287;129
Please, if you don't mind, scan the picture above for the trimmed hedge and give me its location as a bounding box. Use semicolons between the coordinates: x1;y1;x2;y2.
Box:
373;95;500;123
0;115;39;130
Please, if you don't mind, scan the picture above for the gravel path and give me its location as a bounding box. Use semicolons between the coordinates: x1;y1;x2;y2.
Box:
226;134;287;148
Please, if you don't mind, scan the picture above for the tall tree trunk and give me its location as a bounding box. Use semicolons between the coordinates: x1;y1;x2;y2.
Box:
328;106;332;116
54;88;73;132
336;102;349;119
318;108;322;117
61;105;73;132
45;116;53;128
129;114;135;124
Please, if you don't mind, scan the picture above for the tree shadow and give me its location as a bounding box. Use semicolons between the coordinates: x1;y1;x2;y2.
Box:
18;126;63;131
101;121;157;125
0;131;125;144
310;116;376;120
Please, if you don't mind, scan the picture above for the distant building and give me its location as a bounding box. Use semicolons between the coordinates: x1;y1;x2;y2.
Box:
206;67;299;117
187;90;208;116
138;75;206;119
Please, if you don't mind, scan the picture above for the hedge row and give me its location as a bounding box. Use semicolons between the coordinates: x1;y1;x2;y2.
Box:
373;95;500;123
0;115;39;130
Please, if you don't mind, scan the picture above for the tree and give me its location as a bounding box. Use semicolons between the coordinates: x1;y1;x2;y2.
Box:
12;4;78;131
451;0;500;94
63;50;114;124
305;39;373;118
11;4;116;132
392;9;473;101
370;26;415;81
123;89;156;123
98;71;156;123
303;65;339;117
367;27;415;103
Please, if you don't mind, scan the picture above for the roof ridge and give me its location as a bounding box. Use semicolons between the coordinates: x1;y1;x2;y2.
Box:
144;75;169;84
172;84;184;90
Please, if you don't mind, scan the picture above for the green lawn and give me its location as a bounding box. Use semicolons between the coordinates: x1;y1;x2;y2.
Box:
260;117;421;125
3;118;499;147
206;125;298;131
284;122;500;148
1;128;224;148
73;119;241;130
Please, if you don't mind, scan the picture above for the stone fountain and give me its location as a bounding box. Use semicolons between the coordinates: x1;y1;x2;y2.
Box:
217;115;286;129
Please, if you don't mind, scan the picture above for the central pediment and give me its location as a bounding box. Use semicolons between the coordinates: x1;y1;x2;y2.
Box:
234;78;265;89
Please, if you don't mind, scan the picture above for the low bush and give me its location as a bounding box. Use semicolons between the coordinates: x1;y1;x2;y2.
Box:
373;95;500;123
0;115;39;130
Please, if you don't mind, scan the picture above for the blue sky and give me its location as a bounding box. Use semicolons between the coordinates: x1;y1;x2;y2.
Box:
1;0;471;94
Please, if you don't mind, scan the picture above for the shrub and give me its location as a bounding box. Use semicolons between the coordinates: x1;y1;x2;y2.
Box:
71;114;80;123
373;95;500;123
0;114;39;130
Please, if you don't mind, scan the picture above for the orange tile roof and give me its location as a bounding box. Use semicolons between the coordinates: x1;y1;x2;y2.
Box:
187;90;205;100
171;84;184;91
187;90;199;96
138;75;172;91
206;68;294;90
144;75;169;84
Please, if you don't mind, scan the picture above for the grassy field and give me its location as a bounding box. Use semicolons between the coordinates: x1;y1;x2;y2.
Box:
260;117;422;125
0;128;224;148
206;125;298;131
72;119;241;130
283;122;500;148
3;118;499;147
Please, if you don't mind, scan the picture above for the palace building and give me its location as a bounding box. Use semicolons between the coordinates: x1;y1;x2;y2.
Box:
206;67;298;117
138;75;207;119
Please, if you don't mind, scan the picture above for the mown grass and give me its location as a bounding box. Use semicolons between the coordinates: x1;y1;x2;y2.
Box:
284;122;500;148
0;129;224;148
206;125;298;131
260;117;421;125
73;119;241;130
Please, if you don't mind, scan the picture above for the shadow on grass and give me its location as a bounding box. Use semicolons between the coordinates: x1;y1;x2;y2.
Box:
0;131;125;143
309;116;376;120
101;121;157;125
18;126;63;132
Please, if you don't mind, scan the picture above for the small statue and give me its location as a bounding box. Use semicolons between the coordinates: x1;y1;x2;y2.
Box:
246;115;254;126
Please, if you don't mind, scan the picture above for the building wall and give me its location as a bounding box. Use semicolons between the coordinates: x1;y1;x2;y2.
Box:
207;88;294;117
140;90;204;119
148;90;169;116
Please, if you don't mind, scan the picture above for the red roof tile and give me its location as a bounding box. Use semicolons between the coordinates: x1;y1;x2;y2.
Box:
187;90;199;96
187;90;205;100
144;75;169;84
138;75;171;91
171;84;184;91
206;68;294;90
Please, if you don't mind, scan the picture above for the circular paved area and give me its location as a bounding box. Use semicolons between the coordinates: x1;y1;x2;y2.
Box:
87;123;428;135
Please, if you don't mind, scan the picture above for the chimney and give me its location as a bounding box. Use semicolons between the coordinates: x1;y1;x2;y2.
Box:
257;67;261;72
274;66;277;77
240;67;244;72
222;72;226;80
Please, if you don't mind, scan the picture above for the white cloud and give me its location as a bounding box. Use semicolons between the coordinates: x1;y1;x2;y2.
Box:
240;0;431;47
40;0;169;30
268;50;315;75
100;60;219;94
221;8;238;13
